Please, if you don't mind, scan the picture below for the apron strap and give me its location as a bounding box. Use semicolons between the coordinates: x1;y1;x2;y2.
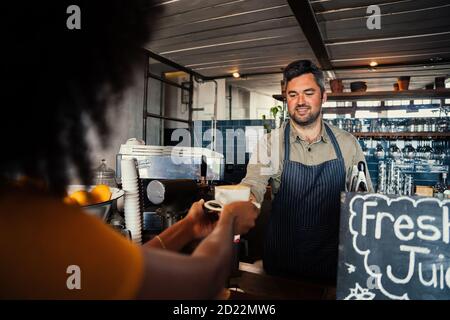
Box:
324;122;344;160
284;122;291;161
284;121;344;161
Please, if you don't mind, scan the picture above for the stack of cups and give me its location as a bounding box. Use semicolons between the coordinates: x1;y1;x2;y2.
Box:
120;158;142;245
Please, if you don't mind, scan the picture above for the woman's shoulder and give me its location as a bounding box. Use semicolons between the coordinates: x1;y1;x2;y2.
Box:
0;190;143;299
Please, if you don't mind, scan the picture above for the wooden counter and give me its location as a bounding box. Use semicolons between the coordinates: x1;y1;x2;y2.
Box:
228;262;336;300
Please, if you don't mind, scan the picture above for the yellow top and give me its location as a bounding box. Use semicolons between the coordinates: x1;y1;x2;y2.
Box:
0;187;143;299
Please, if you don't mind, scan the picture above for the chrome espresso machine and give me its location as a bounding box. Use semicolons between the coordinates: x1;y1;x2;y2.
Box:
116;143;224;237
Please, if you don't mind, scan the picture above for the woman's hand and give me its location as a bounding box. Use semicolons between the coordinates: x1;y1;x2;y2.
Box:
221;201;259;235
185;199;260;239
184;199;217;239
144;199;216;251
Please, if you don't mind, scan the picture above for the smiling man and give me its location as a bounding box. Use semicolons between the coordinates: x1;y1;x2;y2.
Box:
241;60;373;283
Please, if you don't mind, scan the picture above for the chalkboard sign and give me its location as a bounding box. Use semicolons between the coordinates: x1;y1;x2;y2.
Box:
336;192;450;300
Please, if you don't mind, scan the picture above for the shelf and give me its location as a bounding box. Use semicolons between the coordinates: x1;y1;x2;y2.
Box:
322;104;445;114
352;132;450;139
401;171;447;174
327;89;450;101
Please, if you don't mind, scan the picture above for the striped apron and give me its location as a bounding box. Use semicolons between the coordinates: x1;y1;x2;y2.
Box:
263;122;346;281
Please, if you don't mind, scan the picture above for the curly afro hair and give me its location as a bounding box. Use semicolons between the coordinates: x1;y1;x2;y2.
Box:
1;0;162;195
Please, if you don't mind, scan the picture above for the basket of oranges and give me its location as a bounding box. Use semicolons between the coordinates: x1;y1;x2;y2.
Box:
64;184;124;221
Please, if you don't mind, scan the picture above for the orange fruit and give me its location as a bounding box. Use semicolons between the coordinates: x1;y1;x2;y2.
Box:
68;190;91;206
63;196;78;206
90;184;111;204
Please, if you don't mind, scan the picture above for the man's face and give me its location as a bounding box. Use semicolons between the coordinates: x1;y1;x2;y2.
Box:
286;73;326;127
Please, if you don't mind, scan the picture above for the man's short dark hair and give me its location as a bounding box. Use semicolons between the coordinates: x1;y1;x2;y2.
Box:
283;60;325;95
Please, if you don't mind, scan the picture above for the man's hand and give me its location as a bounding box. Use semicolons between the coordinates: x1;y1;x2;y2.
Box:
184;199;217;239
222;201;259;235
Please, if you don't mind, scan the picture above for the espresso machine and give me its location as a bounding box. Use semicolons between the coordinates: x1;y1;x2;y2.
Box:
116;144;224;236
145;179;202;230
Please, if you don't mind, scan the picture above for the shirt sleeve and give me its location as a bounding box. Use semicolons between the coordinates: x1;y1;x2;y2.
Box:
241;131;280;203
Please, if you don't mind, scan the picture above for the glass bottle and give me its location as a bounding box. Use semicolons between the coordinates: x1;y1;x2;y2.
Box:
433;172;448;200
375;143;385;159
417;119;424;132
93;159;118;188
402;142;415;159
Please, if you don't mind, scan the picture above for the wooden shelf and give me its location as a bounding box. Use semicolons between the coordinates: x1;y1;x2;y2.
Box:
275;90;450;103
322;104;443;114
327;89;450;101
352;132;450;139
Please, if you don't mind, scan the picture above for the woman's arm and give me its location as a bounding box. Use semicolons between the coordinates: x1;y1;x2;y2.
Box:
135;201;258;299
143;199;216;251
143;218;195;251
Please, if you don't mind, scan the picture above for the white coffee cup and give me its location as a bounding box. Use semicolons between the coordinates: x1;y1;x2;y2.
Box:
204;185;260;212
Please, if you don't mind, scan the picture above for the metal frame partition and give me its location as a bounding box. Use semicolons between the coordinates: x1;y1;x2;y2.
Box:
143;50;205;146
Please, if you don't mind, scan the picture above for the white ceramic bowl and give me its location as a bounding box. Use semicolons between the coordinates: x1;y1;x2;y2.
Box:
67;185;124;221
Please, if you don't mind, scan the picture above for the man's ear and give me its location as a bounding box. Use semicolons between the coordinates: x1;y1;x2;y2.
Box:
322;91;327;104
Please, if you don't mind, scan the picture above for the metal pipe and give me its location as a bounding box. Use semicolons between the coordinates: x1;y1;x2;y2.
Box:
159;76;165;145
196;77;218;152
147;50;206;81
143;52;149;144
146;112;192;124
212;80;218;152
148;72;191;90
228;85;232;120
188;74;194;146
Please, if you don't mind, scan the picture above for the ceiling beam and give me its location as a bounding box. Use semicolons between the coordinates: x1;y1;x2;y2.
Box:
325;31;450;46
314;0;411;15
287;0;333;70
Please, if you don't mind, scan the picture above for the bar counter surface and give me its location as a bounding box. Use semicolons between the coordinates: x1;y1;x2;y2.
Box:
229;262;336;300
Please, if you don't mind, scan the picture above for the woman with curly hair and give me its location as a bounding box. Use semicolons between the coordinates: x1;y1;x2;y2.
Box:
0;0;259;299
